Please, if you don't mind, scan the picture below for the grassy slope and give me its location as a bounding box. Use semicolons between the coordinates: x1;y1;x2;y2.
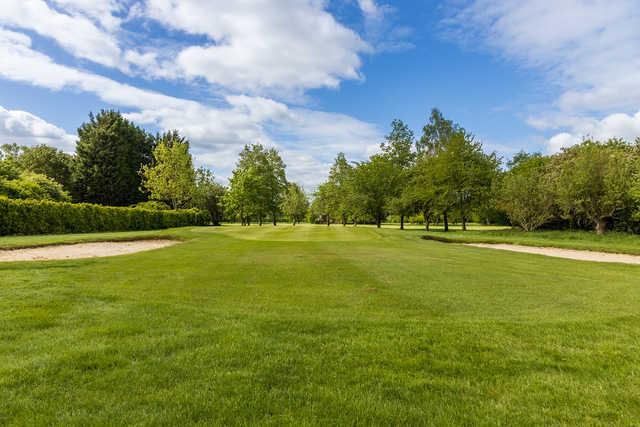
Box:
421;228;640;255
1;224;640;425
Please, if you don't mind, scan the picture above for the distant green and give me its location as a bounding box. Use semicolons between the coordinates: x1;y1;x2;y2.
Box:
1;225;639;425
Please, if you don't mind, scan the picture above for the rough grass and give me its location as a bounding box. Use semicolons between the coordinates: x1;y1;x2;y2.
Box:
1;224;639;425
421;228;640;255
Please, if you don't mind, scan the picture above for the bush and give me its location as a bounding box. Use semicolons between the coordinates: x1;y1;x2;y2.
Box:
133;200;172;210
0;172;70;202
0;197;211;236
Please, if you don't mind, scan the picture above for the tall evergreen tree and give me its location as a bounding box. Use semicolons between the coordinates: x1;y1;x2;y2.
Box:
73;110;153;205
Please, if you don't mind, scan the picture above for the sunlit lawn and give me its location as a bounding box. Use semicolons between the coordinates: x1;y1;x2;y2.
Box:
1;224;639;425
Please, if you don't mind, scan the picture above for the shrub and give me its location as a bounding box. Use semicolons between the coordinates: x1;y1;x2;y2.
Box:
0;172;70;202
133;200;172;210
0;197;211;236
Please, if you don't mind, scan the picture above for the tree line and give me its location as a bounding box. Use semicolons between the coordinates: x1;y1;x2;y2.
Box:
0;110;225;224
2;108;640;234
311;109;640;235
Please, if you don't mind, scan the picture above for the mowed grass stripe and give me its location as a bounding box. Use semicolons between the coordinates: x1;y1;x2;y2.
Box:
1;224;639;425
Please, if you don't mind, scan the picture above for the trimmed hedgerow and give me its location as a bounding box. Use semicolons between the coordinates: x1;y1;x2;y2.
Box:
0;197;211;236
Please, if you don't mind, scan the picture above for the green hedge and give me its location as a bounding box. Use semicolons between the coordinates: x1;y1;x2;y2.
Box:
0;197;211;235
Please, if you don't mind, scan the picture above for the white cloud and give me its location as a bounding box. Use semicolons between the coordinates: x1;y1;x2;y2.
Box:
356;0;413;53
445;0;640;113
546;111;640;153
0;105;76;151
143;0;370;96
0;28;380;187
0;1;379;95
443;0;640;151
0;0;125;71
358;0;385;20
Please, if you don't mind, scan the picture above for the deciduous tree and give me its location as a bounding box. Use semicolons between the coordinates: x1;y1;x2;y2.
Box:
141;130;195;209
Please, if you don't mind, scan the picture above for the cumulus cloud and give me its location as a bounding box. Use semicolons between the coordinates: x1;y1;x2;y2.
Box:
0;1;388;187
442;0;640;151
0;105;76;152
141;0;370;96
0;0;126;71
546;111;640;152
0;28;380;187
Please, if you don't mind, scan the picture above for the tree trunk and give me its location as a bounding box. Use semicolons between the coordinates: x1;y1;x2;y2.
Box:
595;218;607;235
342;214;346;226
327;215;330;226
400;214;404;230
293;219;296;226
376;212;381;228
443;211;449;232
462;215;467;231
259;217;262;226
272;214;276;226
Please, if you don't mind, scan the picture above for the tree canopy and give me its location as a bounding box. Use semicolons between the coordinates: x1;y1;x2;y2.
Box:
73;110;154;206
141;131;196;210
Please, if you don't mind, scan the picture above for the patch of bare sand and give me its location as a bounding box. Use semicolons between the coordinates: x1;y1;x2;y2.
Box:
465;243;640;265
0;240;177;262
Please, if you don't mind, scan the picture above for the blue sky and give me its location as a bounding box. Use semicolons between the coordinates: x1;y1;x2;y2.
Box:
1;0;639;188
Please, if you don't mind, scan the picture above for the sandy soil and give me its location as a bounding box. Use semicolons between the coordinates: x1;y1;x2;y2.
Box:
0;240;177;262
465;243;640;265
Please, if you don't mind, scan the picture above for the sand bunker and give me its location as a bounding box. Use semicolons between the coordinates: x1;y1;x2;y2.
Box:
465;243;640;265
0;239;177;262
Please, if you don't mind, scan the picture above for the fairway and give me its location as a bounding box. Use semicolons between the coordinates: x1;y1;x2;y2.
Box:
2;225;640;425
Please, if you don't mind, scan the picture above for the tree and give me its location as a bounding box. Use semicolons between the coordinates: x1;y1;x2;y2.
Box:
192;167;226;225
410;155;438;230
312;181;339;226
417;108;466;155
382;119;416;229
0;145;21;181
281;182;309;225
353;155;398;228
1;143;71;202
224;144;287;225
499;152;555;231
73;110;154;205
430;131;499;231
224;168;257;225
141;130;195;209
326;153;355;225
15;145;74;190
263;147;288;225
552;139;637;235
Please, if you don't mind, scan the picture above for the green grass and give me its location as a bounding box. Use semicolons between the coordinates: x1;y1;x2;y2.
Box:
422;228;640;255
2;224;640;425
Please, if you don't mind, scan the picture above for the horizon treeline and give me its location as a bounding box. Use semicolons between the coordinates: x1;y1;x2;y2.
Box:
2;108;640;235
311;109;640;235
